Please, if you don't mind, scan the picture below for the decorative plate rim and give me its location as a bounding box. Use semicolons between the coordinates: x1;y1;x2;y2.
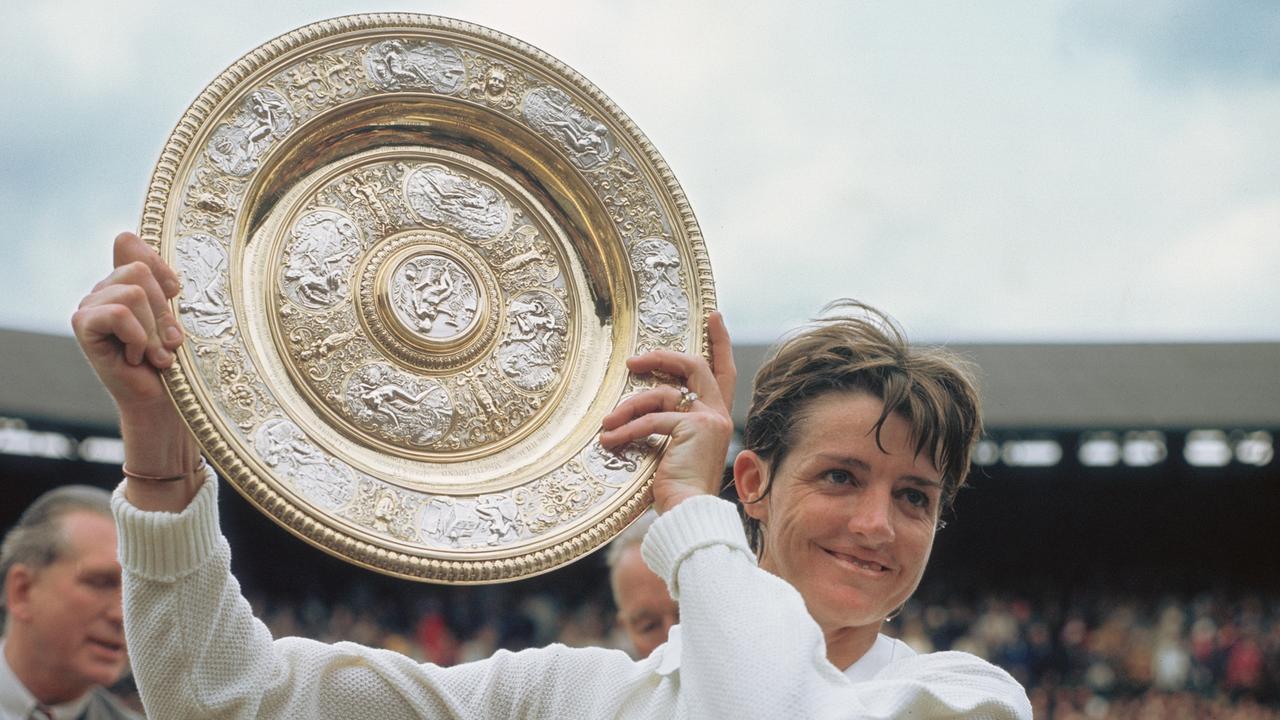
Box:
144;13;715;583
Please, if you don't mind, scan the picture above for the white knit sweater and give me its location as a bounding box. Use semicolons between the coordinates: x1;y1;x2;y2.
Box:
112;476;1031;719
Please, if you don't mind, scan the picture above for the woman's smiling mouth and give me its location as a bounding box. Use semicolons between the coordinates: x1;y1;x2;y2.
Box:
822;547;892;575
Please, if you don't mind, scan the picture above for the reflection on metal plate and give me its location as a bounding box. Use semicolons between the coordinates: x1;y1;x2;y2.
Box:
146;14;714;583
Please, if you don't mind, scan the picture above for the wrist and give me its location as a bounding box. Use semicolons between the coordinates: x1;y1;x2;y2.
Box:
117;400;206;512
653;487;712;515
123;456;206;482
118;403;199;476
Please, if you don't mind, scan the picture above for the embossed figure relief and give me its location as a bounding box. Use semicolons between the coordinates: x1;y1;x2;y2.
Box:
345;479;421;542
281;210;363;309
282;49;362;112
582;440;645;487
630;237;689;336
390;254;480;339
363;40;466;94
448;363;540;448
155;17;707;581
496;291;569;392
195;341;278;432
175;234;235;338
491;225;562;287
422;494;523;548
252;418;355;510
515;466;606;535
403;164;511;241
462;58;527;111
207;88;295;176
343;363;453;447
522;87;615;171
594;158;666;241
336;168;400;238
180;166;246;240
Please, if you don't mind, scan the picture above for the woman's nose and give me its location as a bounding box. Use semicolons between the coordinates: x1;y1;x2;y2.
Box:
846;489;895;545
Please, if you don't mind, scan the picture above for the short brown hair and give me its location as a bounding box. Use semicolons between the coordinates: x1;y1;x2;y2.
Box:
740;300;982;555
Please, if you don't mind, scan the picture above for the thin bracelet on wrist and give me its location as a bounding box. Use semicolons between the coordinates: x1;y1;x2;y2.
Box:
122;456;207;482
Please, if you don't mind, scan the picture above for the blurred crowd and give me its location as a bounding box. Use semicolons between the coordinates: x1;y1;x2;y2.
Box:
221;583;1280;718
889;589;1279;718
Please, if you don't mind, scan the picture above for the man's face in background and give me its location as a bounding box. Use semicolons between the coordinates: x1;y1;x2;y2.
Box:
611;544;678;658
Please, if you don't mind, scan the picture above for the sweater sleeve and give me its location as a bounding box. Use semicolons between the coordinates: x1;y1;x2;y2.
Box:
641;495;1032;720
112;474;658;720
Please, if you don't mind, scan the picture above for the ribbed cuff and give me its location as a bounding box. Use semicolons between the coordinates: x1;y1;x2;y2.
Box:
111;466;222;582
641;495;754;599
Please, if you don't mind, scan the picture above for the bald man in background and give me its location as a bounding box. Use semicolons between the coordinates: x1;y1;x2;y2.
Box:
606;511;679;659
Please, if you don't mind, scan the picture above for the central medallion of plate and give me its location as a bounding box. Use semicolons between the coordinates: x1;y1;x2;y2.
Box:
264;146;579;463
387;251;481;342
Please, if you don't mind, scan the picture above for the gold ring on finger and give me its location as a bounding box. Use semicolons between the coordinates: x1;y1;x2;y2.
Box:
675;388;699;412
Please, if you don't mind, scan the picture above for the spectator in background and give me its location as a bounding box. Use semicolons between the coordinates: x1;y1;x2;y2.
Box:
605;511;678;658
0;485;140;719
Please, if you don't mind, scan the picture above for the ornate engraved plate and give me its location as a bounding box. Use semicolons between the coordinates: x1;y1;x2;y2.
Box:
142;14;714;583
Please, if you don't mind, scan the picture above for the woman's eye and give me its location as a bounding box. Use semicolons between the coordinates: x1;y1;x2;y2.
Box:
822;469;854;485
900;488;931;509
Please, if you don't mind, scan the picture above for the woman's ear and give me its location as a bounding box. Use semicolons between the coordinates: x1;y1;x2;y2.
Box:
733;450;770;523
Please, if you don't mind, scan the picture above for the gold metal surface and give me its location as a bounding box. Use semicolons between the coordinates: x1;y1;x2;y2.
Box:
144;14;714;582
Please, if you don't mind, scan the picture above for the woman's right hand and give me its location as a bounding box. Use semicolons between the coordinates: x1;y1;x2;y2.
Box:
71;232;204;510
599;312;737;514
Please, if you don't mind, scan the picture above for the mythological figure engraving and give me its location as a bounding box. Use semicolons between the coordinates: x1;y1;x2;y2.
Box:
175;234;234;338
523;87;615;171
390;254;480;340
422;495;522;547
363;40;465;93
344;363;453;446
207;88;294;176
252;418;355;510
515;468;607;535
199;341;277;432
281;210;362;309
630;237;689;336
582;440;646;487
283;51;360;111
462;58;527;111
496;291;568;392
492;225;562;286
345;481;420;542
338;170;397;237
403;164;511;241
595;157;665;240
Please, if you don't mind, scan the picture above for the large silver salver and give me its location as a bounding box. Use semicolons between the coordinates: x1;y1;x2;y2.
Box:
144;14;715;583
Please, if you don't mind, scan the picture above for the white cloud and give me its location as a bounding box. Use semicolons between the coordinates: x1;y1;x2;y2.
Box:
1;0;1277;342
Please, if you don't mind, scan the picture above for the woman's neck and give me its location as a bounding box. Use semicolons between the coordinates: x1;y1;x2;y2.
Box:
823;621;883;670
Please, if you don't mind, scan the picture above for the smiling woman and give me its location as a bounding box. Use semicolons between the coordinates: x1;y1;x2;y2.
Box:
75;228;1028;718
729;300;984;672
737;393;947;667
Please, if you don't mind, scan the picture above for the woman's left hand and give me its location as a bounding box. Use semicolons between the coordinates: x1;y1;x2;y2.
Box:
600;311;737;514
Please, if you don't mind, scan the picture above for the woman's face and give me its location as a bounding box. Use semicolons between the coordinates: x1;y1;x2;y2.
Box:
735;391;943;634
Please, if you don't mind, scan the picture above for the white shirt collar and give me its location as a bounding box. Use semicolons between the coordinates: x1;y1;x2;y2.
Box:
0;638;94;720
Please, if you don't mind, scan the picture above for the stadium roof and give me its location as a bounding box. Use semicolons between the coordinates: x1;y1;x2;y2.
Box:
3;328;1277;433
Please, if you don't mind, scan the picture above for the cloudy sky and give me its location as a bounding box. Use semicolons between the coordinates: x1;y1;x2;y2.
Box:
2;1;1277;344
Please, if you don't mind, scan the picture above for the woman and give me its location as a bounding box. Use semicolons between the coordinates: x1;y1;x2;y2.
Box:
73;232;1030;718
